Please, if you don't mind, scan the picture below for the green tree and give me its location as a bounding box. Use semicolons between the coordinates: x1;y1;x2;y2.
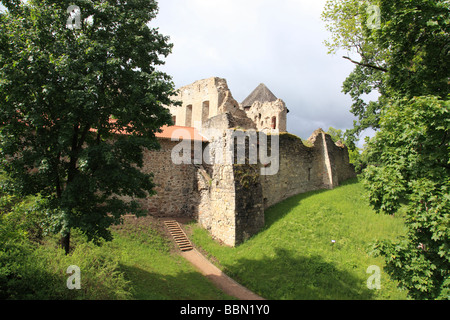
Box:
323;0;450;299
326;127;361;168
322;0;449;138
365;96;449;300
0;0;177;254
326;127;344;143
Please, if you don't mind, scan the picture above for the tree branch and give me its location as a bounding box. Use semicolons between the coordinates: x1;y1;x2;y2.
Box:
343;56;388;72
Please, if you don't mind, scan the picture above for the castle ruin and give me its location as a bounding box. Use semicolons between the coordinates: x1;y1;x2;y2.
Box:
167;77;287;132
135;77;356;246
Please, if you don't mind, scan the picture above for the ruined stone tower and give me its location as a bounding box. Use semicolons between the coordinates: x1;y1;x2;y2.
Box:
241;83;288;132
166;77;288;132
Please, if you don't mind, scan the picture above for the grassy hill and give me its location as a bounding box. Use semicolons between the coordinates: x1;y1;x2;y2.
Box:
0;168;232;300
108;216;234;300
1;172;408;300
188;178;409;300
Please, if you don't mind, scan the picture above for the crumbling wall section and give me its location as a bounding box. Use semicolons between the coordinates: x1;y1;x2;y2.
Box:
260;130;356;209
197;161;237;247
260;133;328;209
244;99;288;132
324;137;357;185
167;77;256;130
234;164;264;244
167;77;223;127
196;127;264;246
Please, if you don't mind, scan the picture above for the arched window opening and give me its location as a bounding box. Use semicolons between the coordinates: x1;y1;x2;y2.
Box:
202;101;210;123
185;104;193;127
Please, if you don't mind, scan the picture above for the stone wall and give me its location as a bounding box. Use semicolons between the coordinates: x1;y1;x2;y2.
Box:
196;161;237;246
167;77;255;129
167;78;223;127
136;138;200;218
324;136;357;185
132;126;355;247
193;126;356;246
195;129;264;246
260;130;356;210
166;77;284;132
244;99;288;132
233;164;264;244
260;133;319;209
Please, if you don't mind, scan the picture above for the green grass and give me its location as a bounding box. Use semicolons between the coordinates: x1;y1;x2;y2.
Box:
1;169;409;300
1;170;233;300
107;217;233;300
188;178;409;300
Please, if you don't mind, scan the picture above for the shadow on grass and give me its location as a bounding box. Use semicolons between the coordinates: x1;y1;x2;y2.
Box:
119;264;233;300
242;178;372;300
226;247;375;300
263;178;360;230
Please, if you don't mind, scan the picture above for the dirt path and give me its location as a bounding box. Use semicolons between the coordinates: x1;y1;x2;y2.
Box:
181;248;265;300
159;217;264;300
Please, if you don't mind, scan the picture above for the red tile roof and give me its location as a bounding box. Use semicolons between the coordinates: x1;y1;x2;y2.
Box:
156;125;208;142
96;119;209;142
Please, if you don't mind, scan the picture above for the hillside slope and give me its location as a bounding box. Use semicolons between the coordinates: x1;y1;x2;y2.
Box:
189;179;409;300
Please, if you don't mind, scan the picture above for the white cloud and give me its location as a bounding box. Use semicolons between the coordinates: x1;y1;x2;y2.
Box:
153;0;363;139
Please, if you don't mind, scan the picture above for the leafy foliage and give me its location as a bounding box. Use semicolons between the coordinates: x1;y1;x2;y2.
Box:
323;0;450;299
326;127;362;168
323;0;449;137
0;0;177;251
0;179;131;299
365;96;450;299
0;239;133;299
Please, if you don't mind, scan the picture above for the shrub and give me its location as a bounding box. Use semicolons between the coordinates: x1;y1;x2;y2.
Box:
36;240;132;300
0;237;132;300
364;96;450;299
1;199;130;299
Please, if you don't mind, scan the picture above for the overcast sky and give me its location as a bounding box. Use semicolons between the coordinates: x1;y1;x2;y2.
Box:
1;0;373;143
152;0;366;141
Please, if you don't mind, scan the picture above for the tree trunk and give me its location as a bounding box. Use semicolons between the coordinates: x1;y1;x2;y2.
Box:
61;232;71;255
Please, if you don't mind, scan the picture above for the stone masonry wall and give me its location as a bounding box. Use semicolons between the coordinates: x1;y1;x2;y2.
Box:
167;77;255;129
324;135;357;185
195;128;265;246
131;125;355;247
260;131;356;210
197;163;237;246
196;129;238;246
136;139;200;218
260;133;326;209
167;78;222;127
244;99;288;132
233;164;264;244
